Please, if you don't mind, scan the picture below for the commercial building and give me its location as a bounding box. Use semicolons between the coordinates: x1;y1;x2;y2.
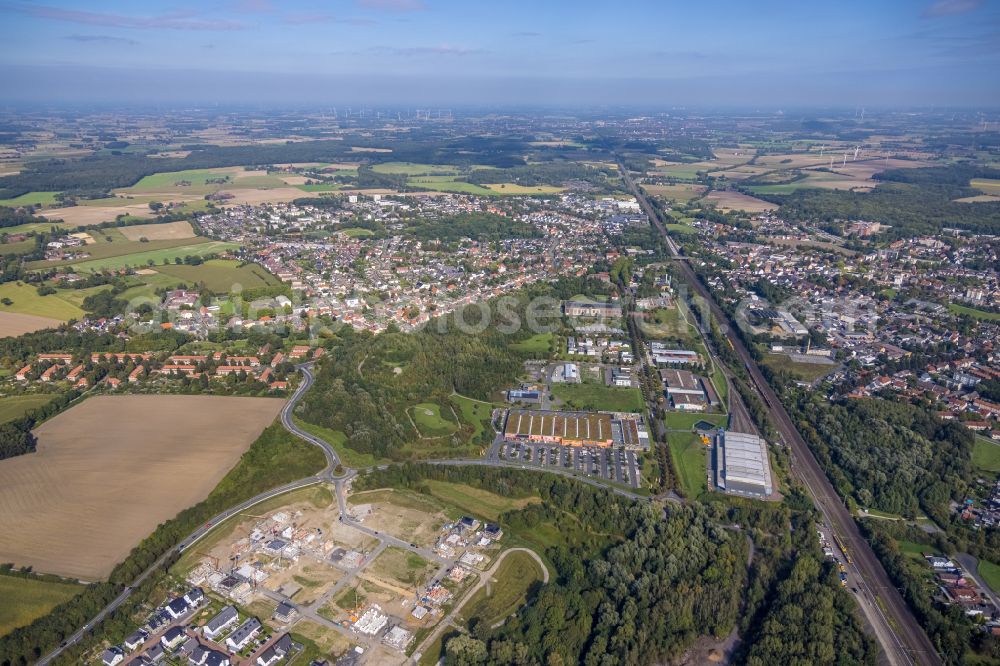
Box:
503;409;613;446
661;368;707;411
715;430;773;498
564;300;621;318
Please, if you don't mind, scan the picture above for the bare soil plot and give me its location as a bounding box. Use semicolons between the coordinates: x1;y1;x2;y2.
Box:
0;311;63;337
348;489;449;546
644;183;706;201
218;187;306;205
119;220;196;241
0;395;285;580
703;190;776;213
39;205;151;226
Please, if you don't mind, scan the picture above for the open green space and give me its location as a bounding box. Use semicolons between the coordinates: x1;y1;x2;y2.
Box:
973;437;1000;473
425;480;538;522
0;191;60;208
977;559;1000;596
483;183;564;194
949;303;1000;322
0;574;82;638
896;539;931;560
451;393;495;444
291;416;390;468
407;177;497;196
339;227;375;238
154;259;279;293
296;183;343;193
26;236;219;270
372;162;462;176
509;332;553;353
460;551;545;626
551;383;644;412
0;394;57;424
761;353;837;382
370;546;434;587
409;402;459;438
0;282;90;320
63;241;237;273
127;168;238;192
667;431;708;499
664;411;727;430
0;239;39;256
665;223;698;235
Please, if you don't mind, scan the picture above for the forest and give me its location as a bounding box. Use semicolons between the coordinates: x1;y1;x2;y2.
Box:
786;393;973;522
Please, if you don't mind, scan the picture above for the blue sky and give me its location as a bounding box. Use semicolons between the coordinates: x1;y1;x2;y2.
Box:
0;0;998;107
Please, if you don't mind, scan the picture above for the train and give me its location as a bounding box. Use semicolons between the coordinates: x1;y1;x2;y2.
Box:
834;534;853;564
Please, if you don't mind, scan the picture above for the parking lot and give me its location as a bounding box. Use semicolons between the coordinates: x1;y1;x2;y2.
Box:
499;440;641;489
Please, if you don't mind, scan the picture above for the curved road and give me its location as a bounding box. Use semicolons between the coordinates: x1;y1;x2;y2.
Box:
619;160;941;666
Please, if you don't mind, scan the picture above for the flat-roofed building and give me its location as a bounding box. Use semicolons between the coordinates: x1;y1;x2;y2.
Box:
564;300;621;318
716;431;773;498
503;409;614;447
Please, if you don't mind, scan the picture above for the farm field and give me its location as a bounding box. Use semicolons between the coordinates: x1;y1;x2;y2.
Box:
459;550;545;626
644;183;706;201
38;204;155;227
0;282;89;320
407;177;496;196
550;383;644;412
66;240;238;272
972;178;1000;193
154;259;279;293
26;235;217;270
0;574;82;638
0;394;56;424
482;183;564;194
371;162;460;176
703;190;776;212
118;220;196;241
0;395;285;580
0;191;59;207
0;311;65;337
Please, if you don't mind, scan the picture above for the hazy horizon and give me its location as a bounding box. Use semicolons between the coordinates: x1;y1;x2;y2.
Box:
1;0;999;107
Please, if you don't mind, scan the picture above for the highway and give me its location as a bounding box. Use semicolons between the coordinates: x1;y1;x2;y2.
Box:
618;160;942;666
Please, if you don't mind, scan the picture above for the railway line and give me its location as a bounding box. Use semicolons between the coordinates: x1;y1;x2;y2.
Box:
618;159;942;666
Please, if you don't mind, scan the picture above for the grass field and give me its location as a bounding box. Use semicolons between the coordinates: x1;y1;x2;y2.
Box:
406;177;496;196
339;227;375;238
369;546;434;587
0;191;60;208
65;240;238;273
27;235;218;269
128;168;239;192
973;437;1000;473
664;412;727;431
451;394;494;444
0;394;56;424
482;183;564;194
667;431;708;499
971;178;1000;193
118;220;195;241
551;383;644;412
761;354;837;382
425;480;538;522
0;282;88;320
371;162;461;176
0;574;82;637
460;551;544;626
510;332;553;353
0;395;285;579
665;223;698;235
409;402;459;438
292;417;390;468
153;259;279;293
949;303;1000;321
978;559;1000;595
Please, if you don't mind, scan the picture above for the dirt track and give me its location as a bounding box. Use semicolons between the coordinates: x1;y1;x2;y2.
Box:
0;395;285;580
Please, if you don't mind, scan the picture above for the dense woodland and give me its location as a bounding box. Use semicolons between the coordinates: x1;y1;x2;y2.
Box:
787;393;973;522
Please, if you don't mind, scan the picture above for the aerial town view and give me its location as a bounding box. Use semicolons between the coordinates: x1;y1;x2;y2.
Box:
0;1;998;666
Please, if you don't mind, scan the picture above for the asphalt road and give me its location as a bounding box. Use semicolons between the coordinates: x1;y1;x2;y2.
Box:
618;160;942;666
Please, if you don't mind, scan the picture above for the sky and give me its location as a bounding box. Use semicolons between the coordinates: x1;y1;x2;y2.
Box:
0;0;998;108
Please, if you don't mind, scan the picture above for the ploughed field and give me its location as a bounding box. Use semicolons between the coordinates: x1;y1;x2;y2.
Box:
0;395;285;580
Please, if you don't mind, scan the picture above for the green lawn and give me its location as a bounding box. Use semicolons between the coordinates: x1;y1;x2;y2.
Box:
409;402;459;438
0;574;82;638
370;547;434;587
407;176;498;196
664;412;727;430
459;551;545;626
551;383;644;412
665;223;698;235
510;332;553;353
0;191;60;208
973;437;1000;473
127;168;238;192
896;539;930;560
978;560;1000;596
667;431;708;499
0;394;57;423
153;259;279;293
949;303;1000;322
339;227;375;238
425;480;538;522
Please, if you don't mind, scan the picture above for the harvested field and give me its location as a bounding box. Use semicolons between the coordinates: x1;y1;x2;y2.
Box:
0;395;285;580
39;205;152;227
644;183;706;201
119;220;196;241
0;311;64;337
218;187;306;205
703;190;776;213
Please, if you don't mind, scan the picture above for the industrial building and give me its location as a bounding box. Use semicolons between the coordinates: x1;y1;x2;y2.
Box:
502;409;649;449
715;430;774;498
564;300;622;318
